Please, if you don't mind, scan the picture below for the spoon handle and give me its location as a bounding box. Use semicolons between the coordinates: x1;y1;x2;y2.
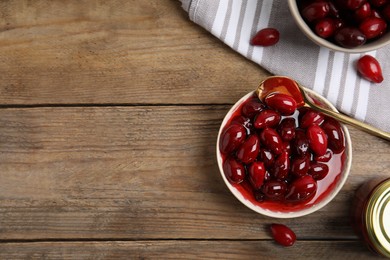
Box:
307;102;390;141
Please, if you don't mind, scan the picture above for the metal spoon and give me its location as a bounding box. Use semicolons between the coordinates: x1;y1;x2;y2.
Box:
256;76;390;141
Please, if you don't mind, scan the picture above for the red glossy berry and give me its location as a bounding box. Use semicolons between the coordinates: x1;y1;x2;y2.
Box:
315;18;337;38
260;128;283;155
321;118;345;153
357;55;383;83
285;175;317;202
259;148;275;168
314;149;333;162
223;158;245;184
250;28;280;46
309;162;329;180
273;151;290;180
334;27;366;48
299;110;324;128
354;2;371;21
254;109;281;129
277;118;296;142
249;161;266;190
219;124;246;154
307;125;328;156
292;129;310;157
241;98;265;119
270;224;296;247
230;115;253;135
291;155;310;177
301;1;330;22
359;17;387;39
262;180;287;200
265;93;298;116
236;134;260;164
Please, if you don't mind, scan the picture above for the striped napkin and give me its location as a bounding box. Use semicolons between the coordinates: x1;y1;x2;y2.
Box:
181;0;390;133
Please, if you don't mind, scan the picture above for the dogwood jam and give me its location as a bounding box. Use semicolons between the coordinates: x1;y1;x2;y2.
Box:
219;92;346;212
352;177;390;258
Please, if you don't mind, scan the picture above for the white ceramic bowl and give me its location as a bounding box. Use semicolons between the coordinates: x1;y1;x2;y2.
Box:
216;87;352;218
287;0;390;53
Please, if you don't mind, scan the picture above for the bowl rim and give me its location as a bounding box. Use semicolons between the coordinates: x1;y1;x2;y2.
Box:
287;0;390;53
216;87;352;218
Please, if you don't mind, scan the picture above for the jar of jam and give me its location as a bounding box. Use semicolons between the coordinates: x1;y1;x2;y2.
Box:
352;177;390;258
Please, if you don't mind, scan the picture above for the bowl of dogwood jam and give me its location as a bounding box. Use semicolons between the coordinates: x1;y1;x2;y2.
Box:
352;177;390;258
216;76;352;218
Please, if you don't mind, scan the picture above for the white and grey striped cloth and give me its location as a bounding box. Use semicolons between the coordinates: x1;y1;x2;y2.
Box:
181;0;390;133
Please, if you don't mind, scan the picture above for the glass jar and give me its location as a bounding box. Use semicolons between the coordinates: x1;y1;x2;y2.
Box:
352;177;390;258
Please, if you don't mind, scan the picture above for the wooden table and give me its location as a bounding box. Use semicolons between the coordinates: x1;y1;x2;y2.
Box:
0;1;389;259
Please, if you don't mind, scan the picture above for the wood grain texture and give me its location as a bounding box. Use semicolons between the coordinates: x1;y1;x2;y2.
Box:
0;0;268;105
0;0;389;258
0;241;380;260
0;107;389;240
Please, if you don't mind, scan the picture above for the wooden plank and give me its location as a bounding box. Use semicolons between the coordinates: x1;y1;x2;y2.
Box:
0;106;389;240
0;0;268;105
0;241;380;259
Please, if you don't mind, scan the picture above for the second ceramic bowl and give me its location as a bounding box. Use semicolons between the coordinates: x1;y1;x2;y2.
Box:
287;0;390;53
